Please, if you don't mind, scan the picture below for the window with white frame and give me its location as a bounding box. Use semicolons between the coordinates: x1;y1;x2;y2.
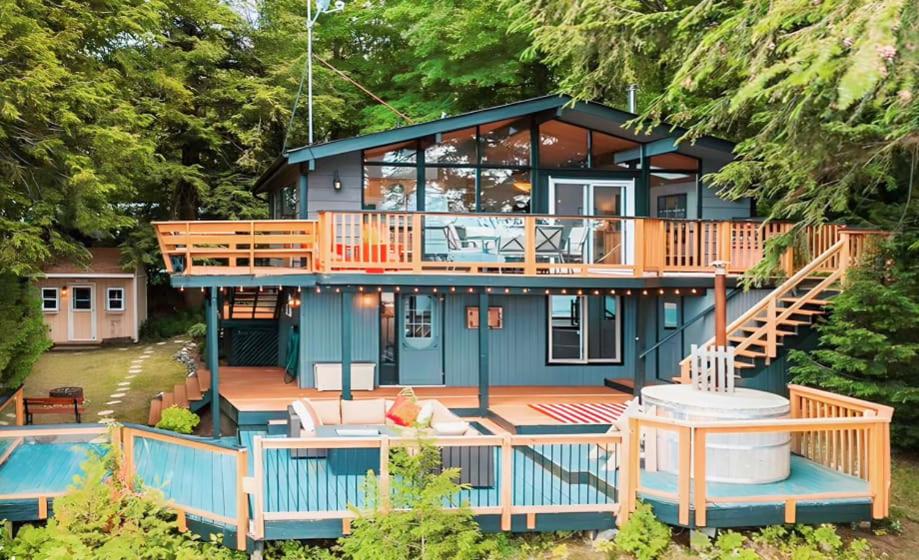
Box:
106;287;125;311
548;295;621;363
41;288;59;312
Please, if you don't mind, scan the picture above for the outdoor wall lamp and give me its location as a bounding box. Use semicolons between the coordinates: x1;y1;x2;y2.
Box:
333;170;343;191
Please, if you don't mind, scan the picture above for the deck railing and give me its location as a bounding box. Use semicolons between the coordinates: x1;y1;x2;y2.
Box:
154;213;866;279
0;386;25;426
122;426;249;550
247;432;623;538
622;385;892;527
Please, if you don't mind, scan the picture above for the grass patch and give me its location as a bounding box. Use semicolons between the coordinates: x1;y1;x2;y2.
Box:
23;339;188;424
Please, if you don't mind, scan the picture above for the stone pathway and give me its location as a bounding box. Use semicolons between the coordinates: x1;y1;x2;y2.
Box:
99;344;162;421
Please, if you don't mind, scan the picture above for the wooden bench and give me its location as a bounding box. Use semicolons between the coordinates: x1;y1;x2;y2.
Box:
23;397;85;424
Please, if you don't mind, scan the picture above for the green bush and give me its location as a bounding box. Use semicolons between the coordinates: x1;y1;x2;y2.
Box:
597;502;670;560
337;436;499;560
140;309;203;341
0;275;51;389
188;322;207;344
155;405;200;434
0;445;245;559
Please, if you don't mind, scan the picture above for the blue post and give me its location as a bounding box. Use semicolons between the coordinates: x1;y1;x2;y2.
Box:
207;287;221;438
297;164;309;219
341;290;353;401
478;292;489;415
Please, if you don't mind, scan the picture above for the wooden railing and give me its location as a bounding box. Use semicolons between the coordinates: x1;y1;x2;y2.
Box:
246;432;624;538
0;386;25;426
122;426;249;550
623;387;892;526
678;230;881;380
154;220;318;274
154;212;867;279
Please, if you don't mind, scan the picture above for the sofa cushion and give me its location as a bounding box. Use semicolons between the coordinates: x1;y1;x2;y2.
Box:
310;399;341;425
431;420;469;436
341;398;387;425
416;401;435;427
430;401;459;424
291;400;318;433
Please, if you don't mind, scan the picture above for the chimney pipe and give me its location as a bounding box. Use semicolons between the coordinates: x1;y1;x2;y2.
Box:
627;84;638;113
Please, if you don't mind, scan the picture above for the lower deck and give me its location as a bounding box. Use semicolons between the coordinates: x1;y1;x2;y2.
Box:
217;366;632;432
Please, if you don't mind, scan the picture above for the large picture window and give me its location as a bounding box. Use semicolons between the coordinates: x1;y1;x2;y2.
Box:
548;295;621;363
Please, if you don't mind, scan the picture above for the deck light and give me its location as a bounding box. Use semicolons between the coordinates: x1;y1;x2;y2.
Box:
486;287;492;292
450;287;456;292
659;289;664;295
433;288;438;293
468;288;474;293
610;289;616;295
335;288;340;293
545;289;550;294
358;286;364;291
593;290;599;295
675;289;680;295
642;290;648;295
395;286;400;292
377;287;382;292
298;286;302;293
504;288;509;293
315;287;321;293
691;288;698;294
179;287;184;292
561;289;567;294
413;287;419;292
577;289;583;295
522;288;529;293
626;290;632;295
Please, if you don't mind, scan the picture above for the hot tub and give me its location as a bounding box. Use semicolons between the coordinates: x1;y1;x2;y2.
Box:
641;384;791;484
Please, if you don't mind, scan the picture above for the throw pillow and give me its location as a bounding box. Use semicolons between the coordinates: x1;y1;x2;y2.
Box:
386;394;421;427
292;400;317;433
431;420;469;436
416;401;435;426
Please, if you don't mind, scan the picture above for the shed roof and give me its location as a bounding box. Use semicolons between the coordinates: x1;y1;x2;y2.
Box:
43;248;132;275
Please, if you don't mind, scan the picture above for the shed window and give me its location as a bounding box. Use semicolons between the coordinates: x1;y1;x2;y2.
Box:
549;295;621;363
42;288;59;312
107;288;125;311
72;287;93;310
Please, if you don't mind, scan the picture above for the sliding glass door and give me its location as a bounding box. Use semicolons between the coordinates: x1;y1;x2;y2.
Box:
548;179;635;265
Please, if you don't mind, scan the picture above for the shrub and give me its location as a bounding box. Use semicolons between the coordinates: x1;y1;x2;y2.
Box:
0;275;51;389
597;502;670;560
155;406;200;434
0;444;245;559
337;436;498;560
188;322;207;344
140;309;203;341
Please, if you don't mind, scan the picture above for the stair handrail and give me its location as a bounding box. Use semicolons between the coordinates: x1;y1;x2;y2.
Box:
638;289;741;361
678;238;847;381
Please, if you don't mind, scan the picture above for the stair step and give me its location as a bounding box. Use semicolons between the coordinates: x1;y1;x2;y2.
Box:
778;308;825;315
148;398;163;426
185;376;203;401
780;298;831;306
734;361;756;369
729;337;782;347
738;326;796;336
161;392;175;410
755;318;809;326
734;349;767;359
197;369;211;392
174;383;189;408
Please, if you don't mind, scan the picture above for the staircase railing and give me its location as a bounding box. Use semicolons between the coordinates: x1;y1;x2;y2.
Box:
677;231;877;382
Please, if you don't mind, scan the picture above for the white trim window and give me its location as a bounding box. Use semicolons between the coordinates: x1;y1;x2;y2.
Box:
42;287;59;312
548;295;621;364
106;287;125;311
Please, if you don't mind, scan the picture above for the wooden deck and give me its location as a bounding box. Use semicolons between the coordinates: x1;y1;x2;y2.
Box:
217;366;631;428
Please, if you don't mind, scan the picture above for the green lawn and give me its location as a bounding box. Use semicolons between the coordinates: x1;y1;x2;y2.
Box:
23;339;188;425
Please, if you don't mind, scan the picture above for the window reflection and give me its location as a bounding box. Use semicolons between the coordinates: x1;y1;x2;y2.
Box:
480;169;530;213
539;120;588;168
363;166;417;211
424;128;476;165
480;118;530;166
424;167;476;212
364;141;417;164
592;131;639;170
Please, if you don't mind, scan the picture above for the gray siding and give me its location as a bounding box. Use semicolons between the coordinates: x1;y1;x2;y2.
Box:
699;159;751;219
306;152;363;217
297;291;380;388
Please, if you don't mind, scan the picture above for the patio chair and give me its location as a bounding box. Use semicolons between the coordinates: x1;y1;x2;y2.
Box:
563;226;589;263
535;225;564;262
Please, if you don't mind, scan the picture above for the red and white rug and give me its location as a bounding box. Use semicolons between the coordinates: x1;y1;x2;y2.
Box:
529;402;628;425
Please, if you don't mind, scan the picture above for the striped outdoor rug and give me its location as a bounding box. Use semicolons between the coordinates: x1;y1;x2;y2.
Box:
529;402;628;425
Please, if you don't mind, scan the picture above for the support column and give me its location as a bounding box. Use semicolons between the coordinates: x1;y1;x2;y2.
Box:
637;144;651;216
478;292;489;415
297;164;309;219
341;289;353;401
207;287;221;438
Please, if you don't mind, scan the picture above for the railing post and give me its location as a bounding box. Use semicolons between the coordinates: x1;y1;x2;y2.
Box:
123;428;135;489
14;387;24;426
766;297;777;360
319;212;332;272
524;216;536;275
184;222;193;273
379;436;391;512
693;428;707;527
633;219;645;277
677;426;691;526
236;449;249;550
500;434;512;531
782;223;795;277
869;421;884;519
718;222;732;265
411;213;423;272
616;426;632;526
253;436;265;540
839;231;851;281
249;221;255;274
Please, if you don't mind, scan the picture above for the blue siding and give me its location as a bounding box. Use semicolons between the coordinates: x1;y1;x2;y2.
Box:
278;288;300;368
298;291;379;389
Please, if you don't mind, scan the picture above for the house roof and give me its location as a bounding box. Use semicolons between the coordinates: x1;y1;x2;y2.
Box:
43;248;132;276
255;94;736;192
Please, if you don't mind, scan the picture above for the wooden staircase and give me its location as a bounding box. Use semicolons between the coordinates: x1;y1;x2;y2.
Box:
223;287;280;320
148;367;211;426
678;235;864;382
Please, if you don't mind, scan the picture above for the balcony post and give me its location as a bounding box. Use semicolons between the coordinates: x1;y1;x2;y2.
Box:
297;163;309;219
341;289;353;401
478;291;490;414
524;217;536;275
206;287;221;438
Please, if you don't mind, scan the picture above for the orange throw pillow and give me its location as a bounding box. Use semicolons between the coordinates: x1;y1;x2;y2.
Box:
386;394;420;427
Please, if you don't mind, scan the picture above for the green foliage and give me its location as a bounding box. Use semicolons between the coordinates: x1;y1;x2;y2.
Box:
155;406;201;434
140;309;203;341
337;436;497;560
188;322;207;344
751;524;876;560
0;274;51;389
512;0;919;232
790;231;919;447
597;502;671;560
0;445;245;559
264;540;337;559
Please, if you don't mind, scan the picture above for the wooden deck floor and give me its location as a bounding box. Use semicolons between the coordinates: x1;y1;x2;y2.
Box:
217;367;631;428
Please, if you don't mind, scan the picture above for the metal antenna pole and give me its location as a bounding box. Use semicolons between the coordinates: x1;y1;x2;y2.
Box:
307;0;314;145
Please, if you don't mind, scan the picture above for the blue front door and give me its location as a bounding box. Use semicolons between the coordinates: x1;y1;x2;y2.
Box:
397;294;444;385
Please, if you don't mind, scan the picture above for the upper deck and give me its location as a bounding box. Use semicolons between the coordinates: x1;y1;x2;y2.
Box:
154;211;873;282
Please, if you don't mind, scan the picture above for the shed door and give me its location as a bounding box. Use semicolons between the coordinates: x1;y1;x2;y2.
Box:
68;285;97;342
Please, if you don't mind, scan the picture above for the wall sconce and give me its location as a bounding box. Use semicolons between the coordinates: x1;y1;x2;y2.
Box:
333;170;342;191
61;286;68;298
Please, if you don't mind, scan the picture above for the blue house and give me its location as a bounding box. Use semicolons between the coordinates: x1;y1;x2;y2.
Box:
0;96;890;551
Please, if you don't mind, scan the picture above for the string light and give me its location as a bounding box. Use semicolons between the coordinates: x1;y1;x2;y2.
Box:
691;288;697;294
626;290;632;295
433;288;438;293
658;289;664;295
335;287;341;293
297;286;302;293
450;287;456;292
395;286;400;292
413;287;419;293
504;288;510;294
675;289;680;295
522;288;529;293
377;287;382;292
610;289;616;295
642;290;648;295
358;286;364;292
315;287;321;293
